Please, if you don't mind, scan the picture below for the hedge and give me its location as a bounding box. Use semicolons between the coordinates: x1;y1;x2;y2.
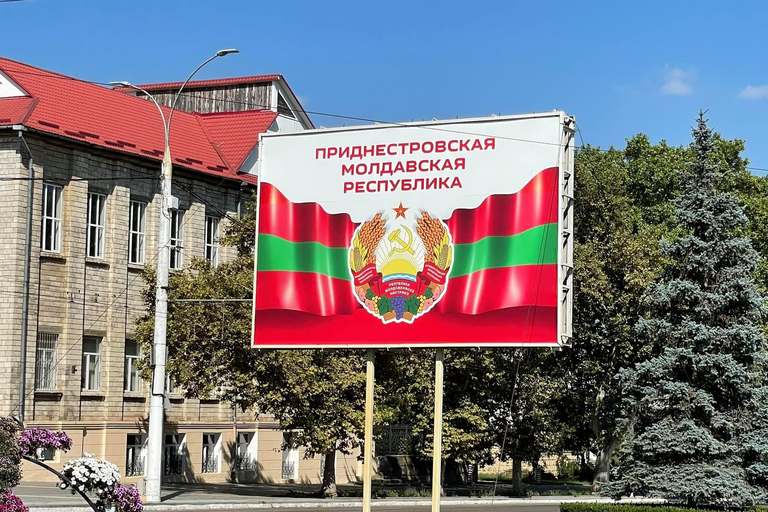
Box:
560;504;767;512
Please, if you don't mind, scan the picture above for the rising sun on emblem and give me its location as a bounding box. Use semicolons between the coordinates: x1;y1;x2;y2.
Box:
349;204;453;324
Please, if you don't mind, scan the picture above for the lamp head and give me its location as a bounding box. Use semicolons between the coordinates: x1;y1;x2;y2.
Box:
109;81;132;87
216;49;239;57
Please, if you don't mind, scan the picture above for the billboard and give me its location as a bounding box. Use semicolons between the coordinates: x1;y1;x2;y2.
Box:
252;113;574;348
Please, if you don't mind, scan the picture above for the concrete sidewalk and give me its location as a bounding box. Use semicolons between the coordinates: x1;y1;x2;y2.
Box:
14;481;655;512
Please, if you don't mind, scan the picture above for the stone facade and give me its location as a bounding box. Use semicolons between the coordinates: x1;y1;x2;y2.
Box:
0;132;362;485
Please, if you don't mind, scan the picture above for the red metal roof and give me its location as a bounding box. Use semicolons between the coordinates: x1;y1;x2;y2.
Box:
0;57;276;183
116;74;280;92
197;110;277;171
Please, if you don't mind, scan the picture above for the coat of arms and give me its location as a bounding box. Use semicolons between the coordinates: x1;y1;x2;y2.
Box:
349;203;453;323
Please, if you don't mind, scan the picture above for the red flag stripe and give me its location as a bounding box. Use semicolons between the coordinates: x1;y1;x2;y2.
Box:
445;167;559;244
438;264;558;314
255;271;359;315
259;182;358;247
253;306;557;347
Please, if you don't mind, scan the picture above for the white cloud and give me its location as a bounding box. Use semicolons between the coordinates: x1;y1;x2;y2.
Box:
661;67;694;96
738;85;768;100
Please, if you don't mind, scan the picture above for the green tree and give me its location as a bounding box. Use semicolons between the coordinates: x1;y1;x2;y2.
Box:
556;141;678;489
605;114;768;507
135;198;366;498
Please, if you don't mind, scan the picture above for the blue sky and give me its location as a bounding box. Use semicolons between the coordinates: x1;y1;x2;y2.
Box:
3;0;768;172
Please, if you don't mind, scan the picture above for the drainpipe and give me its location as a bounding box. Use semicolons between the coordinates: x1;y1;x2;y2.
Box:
17;127;34;423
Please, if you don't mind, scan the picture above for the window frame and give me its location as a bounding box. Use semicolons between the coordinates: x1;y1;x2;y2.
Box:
34;332;58;391
204;216;220;267
126;434;147;477
129;201;147;265
202;433;221;474
124;340;141;393
235;432;257;471
41;183;62;253
81;336;101;391
86;192;107;259
169;210;184;270
163;433;186;475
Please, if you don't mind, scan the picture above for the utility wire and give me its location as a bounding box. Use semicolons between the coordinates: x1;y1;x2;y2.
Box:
7;67;768;173
10;196;198;417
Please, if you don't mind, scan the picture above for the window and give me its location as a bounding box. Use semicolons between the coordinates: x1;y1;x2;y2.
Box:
124;340;141;393
129;201;146;264
235;432;257;471
37;446;56;461
202;433;221;473
281;432;299;479
126;434;146;476
169;210;184;270
81;337;101;391
204;216;220;267
87;193;106;258
35;333;58;390
166;375;180;395
42;183;62;253
163;434;185;475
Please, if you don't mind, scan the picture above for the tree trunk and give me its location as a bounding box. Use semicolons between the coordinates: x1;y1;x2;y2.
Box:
319;451;337;499
511;458;524;496
592;436;620;492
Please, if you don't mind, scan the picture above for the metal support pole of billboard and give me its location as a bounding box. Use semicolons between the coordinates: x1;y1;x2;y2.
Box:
362;348;376;512
431;348;445;512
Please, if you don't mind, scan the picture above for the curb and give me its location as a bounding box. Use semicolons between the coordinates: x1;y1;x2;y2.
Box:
29;497;664;512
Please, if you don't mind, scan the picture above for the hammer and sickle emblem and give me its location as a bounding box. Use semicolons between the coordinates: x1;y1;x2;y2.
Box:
388;226;415;256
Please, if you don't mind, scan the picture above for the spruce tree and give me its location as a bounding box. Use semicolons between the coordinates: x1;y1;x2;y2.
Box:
605;113;768;507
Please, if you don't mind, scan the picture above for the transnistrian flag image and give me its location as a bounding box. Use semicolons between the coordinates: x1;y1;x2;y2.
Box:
253;113;572;348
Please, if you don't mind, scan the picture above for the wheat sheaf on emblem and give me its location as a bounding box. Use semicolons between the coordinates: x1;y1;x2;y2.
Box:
350;213;387;273
416;211;452;271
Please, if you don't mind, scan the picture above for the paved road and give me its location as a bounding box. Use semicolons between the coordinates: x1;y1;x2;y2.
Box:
153;506;561;512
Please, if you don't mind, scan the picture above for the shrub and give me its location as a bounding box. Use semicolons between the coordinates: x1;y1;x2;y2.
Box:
560;504;724;512
0;419;22;489
557;455;579;480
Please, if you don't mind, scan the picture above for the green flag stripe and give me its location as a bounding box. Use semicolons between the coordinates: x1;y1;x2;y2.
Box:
258;223;558;281
449;223;558;278
258;234;351;281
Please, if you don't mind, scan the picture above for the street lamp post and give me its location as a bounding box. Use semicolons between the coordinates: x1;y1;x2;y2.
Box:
110;48;238;504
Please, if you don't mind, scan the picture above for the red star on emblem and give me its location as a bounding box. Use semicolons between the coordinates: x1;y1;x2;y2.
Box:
392;202;408;219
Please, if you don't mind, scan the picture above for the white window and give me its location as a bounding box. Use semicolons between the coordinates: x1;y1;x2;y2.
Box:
129;201;146;264
235;432;257;471
281;432;299;479
35;333;58;390
202;433;221;473
87;193;106;258
204;216;220;267
124;340;141;393
163;434;186;475
166;375;180;395
169;210;184;270
42;183;62;253
126;434;146;476
81;337;101;391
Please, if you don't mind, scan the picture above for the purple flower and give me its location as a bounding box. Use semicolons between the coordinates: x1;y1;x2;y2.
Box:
0;488;29;512
107;485;143;512
18;429;72;457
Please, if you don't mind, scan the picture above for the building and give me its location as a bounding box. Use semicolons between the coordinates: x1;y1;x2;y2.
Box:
0;57;361;485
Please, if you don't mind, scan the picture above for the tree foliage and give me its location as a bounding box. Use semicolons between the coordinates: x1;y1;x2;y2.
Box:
604;114;768;507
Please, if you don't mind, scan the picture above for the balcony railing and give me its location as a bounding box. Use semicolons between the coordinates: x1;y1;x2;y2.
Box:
281;461;296;479
202;455;219;474
164;453;183;475
234;454;257;471
126;457;145;477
